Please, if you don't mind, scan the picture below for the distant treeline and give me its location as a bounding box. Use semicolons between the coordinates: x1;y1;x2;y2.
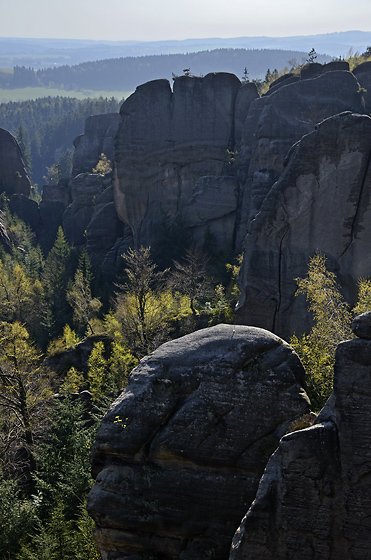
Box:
4;49;330;91
0;96;120;188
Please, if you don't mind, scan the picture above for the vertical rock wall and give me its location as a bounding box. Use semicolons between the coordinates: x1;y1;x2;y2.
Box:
230;314;371;560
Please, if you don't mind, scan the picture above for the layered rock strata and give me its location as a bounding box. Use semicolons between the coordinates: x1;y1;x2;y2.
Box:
230;314;371;560
88;324;310;560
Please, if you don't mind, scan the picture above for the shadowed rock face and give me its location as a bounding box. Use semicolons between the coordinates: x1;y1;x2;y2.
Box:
66;65;369;273
0;127;30;197
230;320;371;560
88;324;310;560
235;112;371;339
72;113;120;177
113;73;241;250
235;70;365;245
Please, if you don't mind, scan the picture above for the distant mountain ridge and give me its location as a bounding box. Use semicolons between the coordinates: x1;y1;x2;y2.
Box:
1;31;371;69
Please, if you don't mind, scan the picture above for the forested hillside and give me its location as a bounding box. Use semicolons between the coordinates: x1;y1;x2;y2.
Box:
6;48;330;91
0;96;120;189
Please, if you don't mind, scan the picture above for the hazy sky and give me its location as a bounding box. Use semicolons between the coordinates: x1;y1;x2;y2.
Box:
2;0;371;41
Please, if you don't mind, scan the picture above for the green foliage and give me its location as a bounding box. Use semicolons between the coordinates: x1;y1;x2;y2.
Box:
46;324;81;357
87;341;110;401
0;321;52;477
25;397;103;559
0;95;119;188
108;341;138;391
0;472;38;558
42;227;76;337
92;153;112;175
60;367;85;395
114;246;171;356
67;269;102;335
34;398;96;520
345;47;371;70
353;278;371;316
169;247;213;315
291;253;371;412
290;253;352;410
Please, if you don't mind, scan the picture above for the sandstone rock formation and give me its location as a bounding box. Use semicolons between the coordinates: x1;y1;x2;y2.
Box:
0;127;31;197
230;316;371;560
235;69;365;245
235;111;371;339
72;113;120;177
88;324;310;560
113;73;241;251
63;62;371;305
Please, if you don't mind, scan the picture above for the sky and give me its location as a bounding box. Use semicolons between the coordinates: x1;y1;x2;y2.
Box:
1;0;371;42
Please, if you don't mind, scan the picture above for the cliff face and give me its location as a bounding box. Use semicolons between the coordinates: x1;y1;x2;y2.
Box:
230;313;371;560
113;73;242;251
88;324;310;560
0;128;31;197
235;68;364;245
72;113;120;177
235;111;371;338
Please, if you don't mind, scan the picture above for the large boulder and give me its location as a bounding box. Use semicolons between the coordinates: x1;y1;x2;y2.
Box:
113;73;241;250
235;112;371;339
230;318;371;560
88;324;310;560
0;128;30;197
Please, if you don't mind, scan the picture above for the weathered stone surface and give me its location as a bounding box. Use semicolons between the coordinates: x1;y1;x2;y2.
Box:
230;327;371;560
9;194;40;232
351;311;371;339
234;82;259;150
114;73;241;249
63;172;114;247
85;200;124;267
42;184;71;207
0;127;30;197
235;70;364;245
235;112;371;339
184;175;239;251
72;113;120;178
88;324;310;560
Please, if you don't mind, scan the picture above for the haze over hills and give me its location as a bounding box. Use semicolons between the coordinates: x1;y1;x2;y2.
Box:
1;31;371;69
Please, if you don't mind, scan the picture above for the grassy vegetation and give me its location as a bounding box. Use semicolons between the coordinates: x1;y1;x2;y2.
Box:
0;87;132;103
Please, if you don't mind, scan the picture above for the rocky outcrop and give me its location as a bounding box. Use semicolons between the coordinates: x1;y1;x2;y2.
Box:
235;69;365;245
235;112;371;339
113;73;241;250
64;63;371;279
72;113;120;177
230;316;371;560
88;324;310;560
0;128;30;197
